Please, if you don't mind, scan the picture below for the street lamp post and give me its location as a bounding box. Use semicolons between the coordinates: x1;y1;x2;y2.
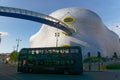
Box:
55;22;60;47
16;39;22;52
55;32;60;47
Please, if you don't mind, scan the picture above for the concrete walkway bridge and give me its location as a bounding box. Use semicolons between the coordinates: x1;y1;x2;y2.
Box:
0;6;74;35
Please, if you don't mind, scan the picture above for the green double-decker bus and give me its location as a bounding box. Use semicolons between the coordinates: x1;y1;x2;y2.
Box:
17;46;83;74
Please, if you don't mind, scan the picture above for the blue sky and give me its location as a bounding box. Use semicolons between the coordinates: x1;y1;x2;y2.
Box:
0;0;120;53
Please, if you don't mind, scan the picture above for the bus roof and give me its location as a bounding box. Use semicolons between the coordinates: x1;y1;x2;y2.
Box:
20;46;81;51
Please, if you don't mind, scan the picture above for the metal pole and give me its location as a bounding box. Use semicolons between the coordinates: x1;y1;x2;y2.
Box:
16;39;21;52
55;22;60;47
55;32;59;47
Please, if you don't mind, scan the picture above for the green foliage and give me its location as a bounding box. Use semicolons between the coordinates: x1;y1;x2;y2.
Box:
83;56;107;63
97;51;101;58
87;52;91;58
112;52;118;59
9;51;19;61
106;63;120;69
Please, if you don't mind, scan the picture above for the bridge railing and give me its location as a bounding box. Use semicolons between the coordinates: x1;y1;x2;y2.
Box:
0;6;75;35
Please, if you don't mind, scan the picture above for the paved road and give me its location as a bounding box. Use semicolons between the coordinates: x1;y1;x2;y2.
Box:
0;64;120;80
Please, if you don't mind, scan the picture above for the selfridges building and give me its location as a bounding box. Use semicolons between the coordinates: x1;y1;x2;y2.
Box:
30;7;120;57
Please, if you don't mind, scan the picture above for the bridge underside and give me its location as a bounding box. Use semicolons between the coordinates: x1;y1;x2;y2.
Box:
0;6;73;35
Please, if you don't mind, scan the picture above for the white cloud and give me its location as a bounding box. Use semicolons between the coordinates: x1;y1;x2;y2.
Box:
0;32;8;36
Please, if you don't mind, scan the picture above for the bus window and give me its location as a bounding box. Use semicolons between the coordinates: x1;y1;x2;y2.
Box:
44;50;49;54
65;49;69;54
48;50;52;54
36;50;39;54
60;50;64;53
21;50;27;54
56;49;59;53
39;50;44;54
70;49;79;53
22;59;26;66
28;50;32;54
52;49;57;54
32;50;35;54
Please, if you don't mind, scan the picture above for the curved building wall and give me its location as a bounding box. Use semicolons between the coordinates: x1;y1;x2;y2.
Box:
30;7;120;57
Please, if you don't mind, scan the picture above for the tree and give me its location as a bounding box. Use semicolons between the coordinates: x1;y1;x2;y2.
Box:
97;51;102;71
113;52;118;58
97;51;101;58
9;51;19;62
87;52;91;58
87;52;91;71
112;52;118;61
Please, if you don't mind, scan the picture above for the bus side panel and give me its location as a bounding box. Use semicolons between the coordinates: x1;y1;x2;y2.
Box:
17;46;83;75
